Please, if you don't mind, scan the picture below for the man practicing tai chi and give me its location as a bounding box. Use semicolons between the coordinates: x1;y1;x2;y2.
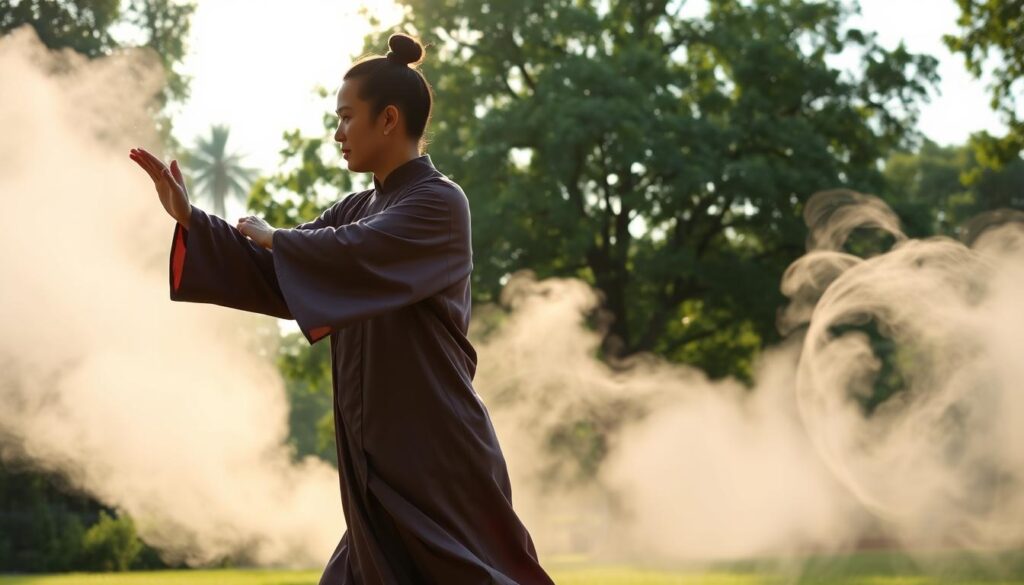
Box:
129;32;554;585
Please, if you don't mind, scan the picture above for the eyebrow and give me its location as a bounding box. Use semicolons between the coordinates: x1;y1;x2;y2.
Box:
335;106;352;114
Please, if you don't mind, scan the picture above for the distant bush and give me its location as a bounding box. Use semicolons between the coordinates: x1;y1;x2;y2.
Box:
0;460;174;573
78;510;144;571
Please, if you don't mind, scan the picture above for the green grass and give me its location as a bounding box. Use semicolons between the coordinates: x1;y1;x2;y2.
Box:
1;549;1022;585
0;571;322;585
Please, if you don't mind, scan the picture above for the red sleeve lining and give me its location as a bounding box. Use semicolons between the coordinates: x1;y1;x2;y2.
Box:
172;223;187;292
309;325;332;342
174;219;328;342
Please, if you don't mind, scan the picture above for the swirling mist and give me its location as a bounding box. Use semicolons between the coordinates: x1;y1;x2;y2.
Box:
3;20;1022;578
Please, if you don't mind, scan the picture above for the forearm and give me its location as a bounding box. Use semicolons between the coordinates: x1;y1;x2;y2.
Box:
169;205;293;319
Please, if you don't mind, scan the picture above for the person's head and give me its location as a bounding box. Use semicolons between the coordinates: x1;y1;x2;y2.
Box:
334;33;434;173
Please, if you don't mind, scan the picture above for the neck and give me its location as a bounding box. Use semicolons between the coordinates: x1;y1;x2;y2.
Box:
373;144;422;186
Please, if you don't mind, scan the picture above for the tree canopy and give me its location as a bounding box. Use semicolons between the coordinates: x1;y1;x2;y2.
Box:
1;0;196;146
945;0;1024;166
257;0;939;381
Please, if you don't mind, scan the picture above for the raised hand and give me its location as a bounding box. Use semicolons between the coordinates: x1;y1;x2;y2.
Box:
129;147;192;229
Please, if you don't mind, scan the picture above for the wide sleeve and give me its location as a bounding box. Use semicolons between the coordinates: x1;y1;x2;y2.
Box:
169;204;336;338
270;182;472;345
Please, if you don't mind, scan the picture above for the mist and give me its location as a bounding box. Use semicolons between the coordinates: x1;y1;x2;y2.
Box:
2;21;1023;576
470;188;1024;571
0;26;341;568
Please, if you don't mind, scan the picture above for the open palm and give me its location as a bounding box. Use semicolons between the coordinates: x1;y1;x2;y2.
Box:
129;147;192;227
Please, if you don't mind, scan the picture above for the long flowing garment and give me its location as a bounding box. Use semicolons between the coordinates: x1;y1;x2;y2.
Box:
168;154;555;584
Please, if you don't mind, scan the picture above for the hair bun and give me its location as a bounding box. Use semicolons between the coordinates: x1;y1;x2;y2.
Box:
387;33;424;67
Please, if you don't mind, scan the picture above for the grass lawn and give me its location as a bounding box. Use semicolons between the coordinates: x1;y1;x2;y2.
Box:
1;549;1022;584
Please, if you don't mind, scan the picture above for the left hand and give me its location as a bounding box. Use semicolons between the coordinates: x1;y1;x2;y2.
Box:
237;215;278;250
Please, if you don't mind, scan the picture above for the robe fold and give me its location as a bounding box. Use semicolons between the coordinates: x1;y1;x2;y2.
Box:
168;154;555;585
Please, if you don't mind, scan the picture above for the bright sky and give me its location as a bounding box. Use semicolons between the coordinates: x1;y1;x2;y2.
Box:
851;0;1005;143
166;0;405;220
167;0;1007;221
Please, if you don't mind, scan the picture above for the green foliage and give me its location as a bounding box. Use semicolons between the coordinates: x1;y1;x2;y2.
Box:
251;1;939;383
276;331;337;467
0;460;95;572
867;141;1024;415
0;0;122;57
0;0;196;151
247;86;356;228
944;0;1024;165
78;511;143;572
958;153;1024;223
242;0;944;482
358;0;936;383
0;460;169;573
544;418;614;485
882;137;1024;237
242;94;363;455
120;0;195;105
657;299;762;384
882;138;970;235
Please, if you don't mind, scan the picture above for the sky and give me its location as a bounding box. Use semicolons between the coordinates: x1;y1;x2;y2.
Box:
166;0;403;183
162;0;1007;221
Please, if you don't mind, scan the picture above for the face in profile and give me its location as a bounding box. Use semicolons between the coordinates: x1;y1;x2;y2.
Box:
334;77;391;173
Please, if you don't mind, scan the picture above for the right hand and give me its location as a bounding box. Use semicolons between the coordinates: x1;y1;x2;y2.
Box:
129;147;192;229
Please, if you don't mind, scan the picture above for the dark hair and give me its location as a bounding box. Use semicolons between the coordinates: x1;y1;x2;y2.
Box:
344;33;434;152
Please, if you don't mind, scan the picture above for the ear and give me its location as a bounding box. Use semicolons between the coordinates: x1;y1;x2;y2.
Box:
383;104;400;136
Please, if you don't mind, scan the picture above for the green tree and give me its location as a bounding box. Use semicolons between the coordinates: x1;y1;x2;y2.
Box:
119;0;195;106
79;510;144;572
359;0;936;381
245;115;357;468
245;1;940;480
240;1;942;485
247;104;357;228
0;0;196;147
944;0;1024;166
183;124;260;219
0;0;121;56
0;458;170;572
278;330;338;467
883;138;971;236
883;137;1024;237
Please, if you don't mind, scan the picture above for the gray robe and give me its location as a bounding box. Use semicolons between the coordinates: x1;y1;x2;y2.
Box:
168;154;554;584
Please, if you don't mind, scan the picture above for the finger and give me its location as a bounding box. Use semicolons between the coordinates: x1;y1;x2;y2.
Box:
133;147;157;169
131;149;162;179
136;148;169;175
129;149;151;171
129;152;160;182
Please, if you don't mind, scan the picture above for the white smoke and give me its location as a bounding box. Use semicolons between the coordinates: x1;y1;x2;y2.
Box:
0;25;341;568
472;188;1024;571
4;19;1023;577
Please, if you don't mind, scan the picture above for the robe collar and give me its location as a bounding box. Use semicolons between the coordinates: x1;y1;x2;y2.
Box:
372;154;436;197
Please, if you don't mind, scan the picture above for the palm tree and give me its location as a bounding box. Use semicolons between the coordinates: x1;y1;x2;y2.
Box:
182;124;259;218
